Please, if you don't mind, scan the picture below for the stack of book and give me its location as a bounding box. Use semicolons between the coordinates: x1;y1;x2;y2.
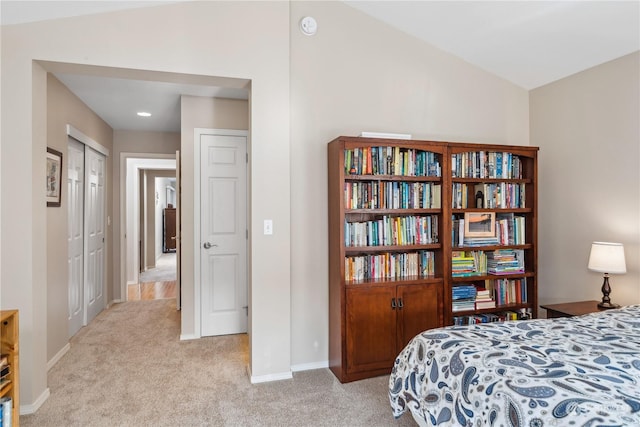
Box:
452;251;475;277
452;251;487;276
474;287;496;309
452;285;477;312
463;236;499;247
487;249;524;274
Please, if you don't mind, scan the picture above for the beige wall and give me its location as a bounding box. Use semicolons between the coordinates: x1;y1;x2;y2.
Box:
1;1;289;408
179;96;249;337
531;52;640;310
289;1;530;367
45;75;114;370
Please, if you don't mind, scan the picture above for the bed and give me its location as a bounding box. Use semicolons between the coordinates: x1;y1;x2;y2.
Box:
389;305;640;426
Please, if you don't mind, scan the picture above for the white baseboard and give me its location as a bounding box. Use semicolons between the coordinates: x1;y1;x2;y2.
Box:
291;360;329;372
47;343;70;371
20;387;50;415
179;333;200;341
247;365;293;384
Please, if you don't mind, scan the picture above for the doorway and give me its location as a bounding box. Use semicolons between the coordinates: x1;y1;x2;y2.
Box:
130;173;178;302
121;156;177;304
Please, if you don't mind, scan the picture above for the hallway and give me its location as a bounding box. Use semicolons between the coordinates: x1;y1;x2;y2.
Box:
128;252;177;301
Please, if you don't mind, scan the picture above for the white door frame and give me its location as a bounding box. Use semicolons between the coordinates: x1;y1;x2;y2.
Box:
193;128;249;338
118;153;176;301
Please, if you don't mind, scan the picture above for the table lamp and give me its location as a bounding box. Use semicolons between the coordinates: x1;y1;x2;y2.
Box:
588;242;626;309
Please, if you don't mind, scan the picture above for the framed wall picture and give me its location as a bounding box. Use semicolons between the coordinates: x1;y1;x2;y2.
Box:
464;212;495;237
46;147;63;207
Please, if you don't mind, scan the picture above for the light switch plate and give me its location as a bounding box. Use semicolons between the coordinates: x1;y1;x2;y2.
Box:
264;219;273;235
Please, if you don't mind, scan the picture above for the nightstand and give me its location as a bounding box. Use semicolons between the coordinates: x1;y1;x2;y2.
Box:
540;300;603;319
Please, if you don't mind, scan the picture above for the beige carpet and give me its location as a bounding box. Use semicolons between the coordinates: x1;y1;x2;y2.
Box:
22;299;416;427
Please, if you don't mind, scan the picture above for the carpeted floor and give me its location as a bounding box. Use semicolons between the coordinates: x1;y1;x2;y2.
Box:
22;299;416;426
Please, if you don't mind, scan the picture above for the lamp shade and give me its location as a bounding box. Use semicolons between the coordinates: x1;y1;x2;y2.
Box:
588;242;626;274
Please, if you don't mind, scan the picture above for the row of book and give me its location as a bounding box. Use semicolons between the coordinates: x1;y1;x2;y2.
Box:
345;146;441;177
452;250;525;276
452;308;533;325
451;151;523;179
344;251;435;281
344;181;441;210
492;278;528;306
495;213;526;246
452;183;526;209
344;215;439;247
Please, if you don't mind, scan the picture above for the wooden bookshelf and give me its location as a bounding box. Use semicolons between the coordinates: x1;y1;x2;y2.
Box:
328;136;446;382
447;144;538;326
328;136;539;382
0;310;19;426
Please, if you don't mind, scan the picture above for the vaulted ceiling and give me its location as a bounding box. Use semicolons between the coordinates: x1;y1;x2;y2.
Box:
2;1;638;131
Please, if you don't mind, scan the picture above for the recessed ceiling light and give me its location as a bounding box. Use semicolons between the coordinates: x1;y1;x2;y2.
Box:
137;111;152;117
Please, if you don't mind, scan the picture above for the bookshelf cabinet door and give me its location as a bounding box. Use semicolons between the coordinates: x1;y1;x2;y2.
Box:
397;284;441;351
346;287;397;374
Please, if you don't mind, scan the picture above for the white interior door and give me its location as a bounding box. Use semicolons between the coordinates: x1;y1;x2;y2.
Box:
85;146;106;324
68;139;85;337
200;134;247;336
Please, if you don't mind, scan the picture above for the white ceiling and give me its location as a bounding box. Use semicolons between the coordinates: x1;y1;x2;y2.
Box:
53;73;248;133
2;1;638;132
345;1;640;90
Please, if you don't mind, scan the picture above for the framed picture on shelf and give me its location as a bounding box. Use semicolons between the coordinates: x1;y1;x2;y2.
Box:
46;147;63;207
464;212;495;237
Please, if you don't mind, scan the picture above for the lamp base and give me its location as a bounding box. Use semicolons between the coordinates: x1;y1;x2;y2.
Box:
597;301;620;310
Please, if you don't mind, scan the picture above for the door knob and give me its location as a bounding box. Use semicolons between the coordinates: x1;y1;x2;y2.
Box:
203;242;217;249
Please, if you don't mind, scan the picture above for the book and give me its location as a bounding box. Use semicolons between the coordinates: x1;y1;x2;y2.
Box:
0;365;9;380
0;396;12;427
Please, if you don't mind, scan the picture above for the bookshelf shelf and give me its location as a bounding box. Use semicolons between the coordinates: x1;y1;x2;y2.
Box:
345;244;441;253
451;272;536;282
345;276;443;287
328;136;538;383
346;175;442;182
0;310;19;426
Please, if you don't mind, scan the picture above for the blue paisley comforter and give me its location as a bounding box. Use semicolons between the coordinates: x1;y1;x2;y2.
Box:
389;305;640;426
